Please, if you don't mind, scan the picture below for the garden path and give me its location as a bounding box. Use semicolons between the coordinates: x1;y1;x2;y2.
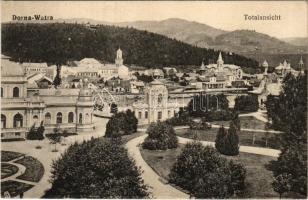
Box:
125;135;189;199
1;117;108;198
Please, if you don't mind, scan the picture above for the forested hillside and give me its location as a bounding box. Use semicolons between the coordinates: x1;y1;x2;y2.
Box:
2;23;259;72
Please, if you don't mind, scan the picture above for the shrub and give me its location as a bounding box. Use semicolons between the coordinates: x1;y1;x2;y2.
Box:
26;122;45;140
189;118;212;130
204;110;233;121
44;138;149;198
142;121;178;150
234;94;259;112
165;111;192;126
169;142;246;198
105;110;138;138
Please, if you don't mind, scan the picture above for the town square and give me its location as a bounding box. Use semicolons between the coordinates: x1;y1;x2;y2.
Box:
1;1;307;199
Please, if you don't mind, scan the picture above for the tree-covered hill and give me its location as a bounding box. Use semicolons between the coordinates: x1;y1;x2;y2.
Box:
1;23;259;72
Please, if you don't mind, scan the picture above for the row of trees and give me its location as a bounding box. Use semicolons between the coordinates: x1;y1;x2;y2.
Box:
2;23;259;72
215;114;240;156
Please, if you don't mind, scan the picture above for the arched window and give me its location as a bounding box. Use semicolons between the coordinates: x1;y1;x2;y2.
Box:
158;94;163;104
79;113;83;124
145;111;148;119
56;112;62;124
157;111;162;120
13;113;23;128
138;111;142;119
1;114;6;128
45;113;51;124
33;115;38;125
86;113;89;123
68;112;74;123
1;87;3;97
13;87;20;98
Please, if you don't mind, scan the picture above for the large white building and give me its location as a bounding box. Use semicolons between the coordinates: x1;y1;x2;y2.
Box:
61;48;130;81
1;56;94;140
198;52;243;89
22;62;48;76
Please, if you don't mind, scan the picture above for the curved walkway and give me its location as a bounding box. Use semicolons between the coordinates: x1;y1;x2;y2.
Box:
125;135;189;199
239;110;269;123
126;133;281;199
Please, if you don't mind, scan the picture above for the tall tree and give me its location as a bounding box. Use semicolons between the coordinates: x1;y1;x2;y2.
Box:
266;72;307;196
53;65;62;88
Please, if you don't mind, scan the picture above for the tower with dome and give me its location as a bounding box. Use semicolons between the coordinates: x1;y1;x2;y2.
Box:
132;79;179;124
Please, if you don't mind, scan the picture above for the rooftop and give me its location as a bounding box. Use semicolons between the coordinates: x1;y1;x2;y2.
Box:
1;59;25;76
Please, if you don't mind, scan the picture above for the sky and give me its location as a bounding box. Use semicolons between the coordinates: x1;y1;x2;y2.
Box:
2;1;307;38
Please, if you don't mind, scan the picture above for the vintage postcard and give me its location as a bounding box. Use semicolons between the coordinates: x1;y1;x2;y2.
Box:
1;1;307;199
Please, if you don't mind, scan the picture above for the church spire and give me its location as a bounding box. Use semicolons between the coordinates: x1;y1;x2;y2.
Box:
115;48;123;67
299;56;304;74
217;52;224;70
217;52;223;63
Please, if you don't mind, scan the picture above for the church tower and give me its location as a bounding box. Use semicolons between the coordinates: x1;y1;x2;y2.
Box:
299;56;304;74
217;52;224;71
115;48;123;67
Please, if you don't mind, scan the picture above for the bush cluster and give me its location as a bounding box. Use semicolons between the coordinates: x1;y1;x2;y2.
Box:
234;94;259;113
26;122;45;140
44;138;149;198
189;118;212;130
204;110;233;121
142;121;178;150
105;109;138;138
169;142;246;198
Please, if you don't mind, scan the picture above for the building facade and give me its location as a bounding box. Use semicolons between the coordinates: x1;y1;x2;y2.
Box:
198;52;243;89
1;57;95;140
132;80;179;124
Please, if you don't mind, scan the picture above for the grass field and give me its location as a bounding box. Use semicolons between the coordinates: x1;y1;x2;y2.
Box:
176;127;280;149
15;156;44;183
1;151;24;162
140;145;278;198
1;180;33;198
211;116;268;130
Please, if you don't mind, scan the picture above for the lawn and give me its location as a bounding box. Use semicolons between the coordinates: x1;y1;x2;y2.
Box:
1;163;19;179
140;145;279;198
1;151;24;162
176;128;280;149
211;116;268;130
1;180;33;198
15;156;44;182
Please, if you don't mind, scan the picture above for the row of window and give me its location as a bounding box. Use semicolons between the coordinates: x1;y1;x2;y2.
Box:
1;112;90;129
137;111;165;120
45;112;89;124
138;111;149;119
1;87;20;98
1;113;23;128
